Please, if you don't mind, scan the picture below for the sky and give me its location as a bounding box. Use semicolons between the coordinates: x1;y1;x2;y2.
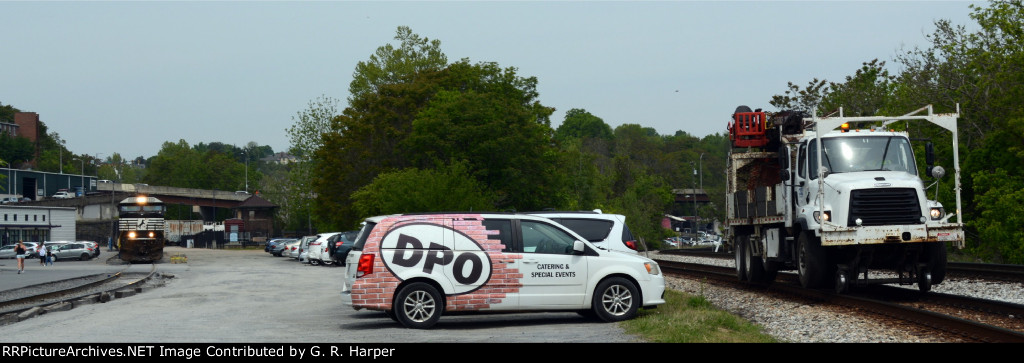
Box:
0;1;980;160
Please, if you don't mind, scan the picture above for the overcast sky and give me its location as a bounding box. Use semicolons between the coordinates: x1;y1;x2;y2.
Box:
0;1;979;160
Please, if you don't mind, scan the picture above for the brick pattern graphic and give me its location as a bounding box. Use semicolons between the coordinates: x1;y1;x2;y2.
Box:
351;214;524;312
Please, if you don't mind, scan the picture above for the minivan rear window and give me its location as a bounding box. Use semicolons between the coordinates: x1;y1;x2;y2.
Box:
350;222;377;251
550;218;613;242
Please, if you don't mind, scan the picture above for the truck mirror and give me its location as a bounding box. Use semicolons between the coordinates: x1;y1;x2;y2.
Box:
780;169;790;181
925;142;935;166
930;165;946;179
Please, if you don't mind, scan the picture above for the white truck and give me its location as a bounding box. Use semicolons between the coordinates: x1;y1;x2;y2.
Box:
725;105;964;293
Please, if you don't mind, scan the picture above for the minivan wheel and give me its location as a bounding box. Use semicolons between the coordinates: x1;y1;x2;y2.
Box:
592;277;639;322
395;282;443;329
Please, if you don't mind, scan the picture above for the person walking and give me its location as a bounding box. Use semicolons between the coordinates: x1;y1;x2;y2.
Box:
38;244;46;266
14;241;27;274
45;245;54;266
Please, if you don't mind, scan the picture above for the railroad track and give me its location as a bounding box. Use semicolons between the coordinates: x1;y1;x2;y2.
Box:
0;264;162;324
657;248;1024;280
656;259;1024;343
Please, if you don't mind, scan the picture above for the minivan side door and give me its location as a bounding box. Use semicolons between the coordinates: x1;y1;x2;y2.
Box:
515;220;588;309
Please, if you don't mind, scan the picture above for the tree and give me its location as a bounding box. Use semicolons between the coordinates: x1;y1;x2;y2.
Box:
348;26;448;103
555;108;614;142
351;162;493;217
403;60;560;211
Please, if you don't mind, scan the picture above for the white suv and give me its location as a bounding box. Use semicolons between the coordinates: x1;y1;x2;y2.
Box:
526;210;640;254
341;213;665;329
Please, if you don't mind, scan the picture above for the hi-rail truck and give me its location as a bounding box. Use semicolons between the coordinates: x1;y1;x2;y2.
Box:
725;105;964;293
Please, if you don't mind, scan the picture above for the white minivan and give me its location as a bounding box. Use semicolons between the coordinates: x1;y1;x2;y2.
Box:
341;213;666;329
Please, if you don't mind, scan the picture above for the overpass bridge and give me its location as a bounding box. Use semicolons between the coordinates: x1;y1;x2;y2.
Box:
23;182;260;221
18;182;279;244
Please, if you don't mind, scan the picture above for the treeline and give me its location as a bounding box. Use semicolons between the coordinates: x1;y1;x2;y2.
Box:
769;1;1024;263
283;26;728;247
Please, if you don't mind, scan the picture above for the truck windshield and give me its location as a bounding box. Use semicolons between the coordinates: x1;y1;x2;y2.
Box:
810;136;917;177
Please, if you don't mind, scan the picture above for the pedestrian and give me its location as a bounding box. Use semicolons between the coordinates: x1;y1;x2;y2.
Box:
14;241;27;274
38;244;46;266
46;245;53;266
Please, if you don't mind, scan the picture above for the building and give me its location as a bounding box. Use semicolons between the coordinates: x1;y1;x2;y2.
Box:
0;205;76;245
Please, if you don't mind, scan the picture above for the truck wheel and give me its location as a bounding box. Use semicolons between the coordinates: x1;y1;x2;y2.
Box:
797;232;828;289
924;242;947;285
394;282;443;329
743;236;765;282
918;270;932;293
734;236;748;282
592;277;639;322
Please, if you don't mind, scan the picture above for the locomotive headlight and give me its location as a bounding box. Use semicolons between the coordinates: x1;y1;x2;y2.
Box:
128;231;137;239
148;232;155;238
930;207;944;220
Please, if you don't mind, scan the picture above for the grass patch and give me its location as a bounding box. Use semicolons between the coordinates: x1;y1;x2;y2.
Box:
620;289;779;343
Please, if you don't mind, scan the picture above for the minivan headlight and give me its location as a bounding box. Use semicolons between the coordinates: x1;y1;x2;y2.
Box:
644;262;661;275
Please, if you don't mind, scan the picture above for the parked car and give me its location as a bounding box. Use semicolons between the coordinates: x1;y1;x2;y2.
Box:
306;232;339;266
1;197;19;204
78;241;101;258
330;230;360;266
269;239;295;256
51;191;73;199
280;240;301;258
297;235;317;262
52;242;96;261
0;245;17;259
526;210;640;254
341;213;666;329
265;238;294;254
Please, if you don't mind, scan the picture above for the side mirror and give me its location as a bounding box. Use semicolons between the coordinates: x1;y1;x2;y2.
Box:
925;142;935;166
820;166;831;179
930;165;946;179
573;241;586;254
780;169;790;181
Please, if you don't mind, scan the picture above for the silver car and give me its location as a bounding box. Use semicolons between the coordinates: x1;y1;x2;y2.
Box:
52;242;96;261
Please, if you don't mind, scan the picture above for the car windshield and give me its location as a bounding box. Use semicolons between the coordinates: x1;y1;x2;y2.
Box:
810;136;917;177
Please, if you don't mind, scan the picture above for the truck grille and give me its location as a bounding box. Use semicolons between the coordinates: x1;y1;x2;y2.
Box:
847;188;922;226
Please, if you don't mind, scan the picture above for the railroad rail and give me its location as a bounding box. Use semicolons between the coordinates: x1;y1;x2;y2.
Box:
0;264;160;323
657;248;1024;280
657;259;1024;343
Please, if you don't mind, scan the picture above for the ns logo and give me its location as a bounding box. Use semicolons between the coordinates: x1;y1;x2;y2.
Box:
380;223;492;294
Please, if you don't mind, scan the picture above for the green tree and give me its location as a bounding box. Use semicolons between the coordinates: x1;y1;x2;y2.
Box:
555;108;614;142
348;26;448;103
351;162;493;217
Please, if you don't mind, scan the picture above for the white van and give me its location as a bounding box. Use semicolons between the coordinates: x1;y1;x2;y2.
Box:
341;213;666;329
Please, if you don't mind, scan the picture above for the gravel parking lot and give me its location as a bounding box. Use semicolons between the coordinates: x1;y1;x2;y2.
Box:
1;247;645;343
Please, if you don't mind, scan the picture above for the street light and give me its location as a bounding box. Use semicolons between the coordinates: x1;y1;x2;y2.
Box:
239;150;249;193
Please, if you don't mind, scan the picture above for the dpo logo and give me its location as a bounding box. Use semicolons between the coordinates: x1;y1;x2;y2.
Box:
380;223;492;294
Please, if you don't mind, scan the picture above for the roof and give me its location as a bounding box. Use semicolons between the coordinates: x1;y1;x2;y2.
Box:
236;194;278;209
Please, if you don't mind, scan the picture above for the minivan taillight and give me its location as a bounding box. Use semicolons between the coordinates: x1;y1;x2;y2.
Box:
625;240;638;251
356;254;374;278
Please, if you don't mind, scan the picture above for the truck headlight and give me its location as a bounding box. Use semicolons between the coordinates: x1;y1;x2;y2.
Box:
930;207;944;220
814;210;832;223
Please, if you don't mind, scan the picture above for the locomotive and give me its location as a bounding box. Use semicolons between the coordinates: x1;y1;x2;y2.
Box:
117;196;166;262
